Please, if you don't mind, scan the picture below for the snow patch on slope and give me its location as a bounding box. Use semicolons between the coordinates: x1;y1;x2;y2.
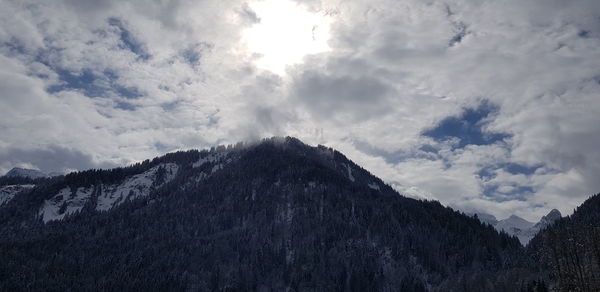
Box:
38;163;179;222
193;152;230;168
0;184;35;206
39;187;93;223
368;182;380;191
96;163;178;211
343;163;355;182
191;152;235;182
211;164;223;174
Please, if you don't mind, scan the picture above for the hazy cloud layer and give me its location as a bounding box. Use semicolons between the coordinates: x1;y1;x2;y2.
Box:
1;0;599;221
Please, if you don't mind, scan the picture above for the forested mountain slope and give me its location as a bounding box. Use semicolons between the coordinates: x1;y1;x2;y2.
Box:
0;137;545;291
529;193;600;292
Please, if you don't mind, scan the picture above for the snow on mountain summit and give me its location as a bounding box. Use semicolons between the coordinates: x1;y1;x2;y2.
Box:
473;210;562;245
4;167;48;179
496;215;535;233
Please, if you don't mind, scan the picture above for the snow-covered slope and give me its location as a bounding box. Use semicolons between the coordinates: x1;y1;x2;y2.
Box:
494;215;535;244
4;168;48;179
96;163;178;211
39;163;179;223
39;187;94;222
495;215;535;233
0;184;35;206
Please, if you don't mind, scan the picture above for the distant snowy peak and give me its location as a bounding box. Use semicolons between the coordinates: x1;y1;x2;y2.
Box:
473;210;562;245
4;168;48;179
494;215;535;245
495;215;535;233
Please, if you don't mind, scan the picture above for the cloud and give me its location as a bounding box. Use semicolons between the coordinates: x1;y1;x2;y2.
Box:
1;0;599;222
286;0;600;221
292;70;394;122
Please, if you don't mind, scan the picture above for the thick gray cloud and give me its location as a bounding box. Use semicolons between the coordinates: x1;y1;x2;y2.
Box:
1;0;599;221
292;70;394;122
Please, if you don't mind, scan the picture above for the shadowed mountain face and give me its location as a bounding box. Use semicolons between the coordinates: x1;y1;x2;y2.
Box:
0;137;550;291
530;194;600;292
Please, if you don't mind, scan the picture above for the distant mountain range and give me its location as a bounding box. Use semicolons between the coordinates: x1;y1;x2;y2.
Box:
0;137;597;291
471;209;562;245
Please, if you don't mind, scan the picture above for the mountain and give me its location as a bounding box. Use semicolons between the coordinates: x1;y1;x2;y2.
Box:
0;168;52;207
472;210;562;245
495;215;535;244
529;195;600;291
0;137;544;291
4;167;48;179
523;209;562;242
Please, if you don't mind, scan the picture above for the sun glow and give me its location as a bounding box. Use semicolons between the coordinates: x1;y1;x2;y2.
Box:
242;0;332;74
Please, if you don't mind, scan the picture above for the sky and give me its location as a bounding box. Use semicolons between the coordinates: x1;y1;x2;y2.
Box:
1;0;599;221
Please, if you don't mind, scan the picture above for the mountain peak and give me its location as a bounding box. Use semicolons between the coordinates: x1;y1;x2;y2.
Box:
533;209;562;230
488;210;563;245
493;215;535;245
0;137;535;291
546;209;562;219
4;167;48;179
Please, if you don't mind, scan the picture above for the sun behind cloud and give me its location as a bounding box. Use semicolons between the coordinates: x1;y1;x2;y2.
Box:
241;0;332;74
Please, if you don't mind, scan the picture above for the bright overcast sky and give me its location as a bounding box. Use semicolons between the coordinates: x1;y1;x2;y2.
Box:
1;0;600;221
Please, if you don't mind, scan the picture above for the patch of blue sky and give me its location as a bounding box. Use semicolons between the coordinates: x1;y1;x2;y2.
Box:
108;17;150;61
182;48;200;65
503;162;542;175
449;22;467;47
422;101;510;149
115;101;137;111
1;38;27;56
46;68;142;101
483;185;534;202
478;162;542;180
